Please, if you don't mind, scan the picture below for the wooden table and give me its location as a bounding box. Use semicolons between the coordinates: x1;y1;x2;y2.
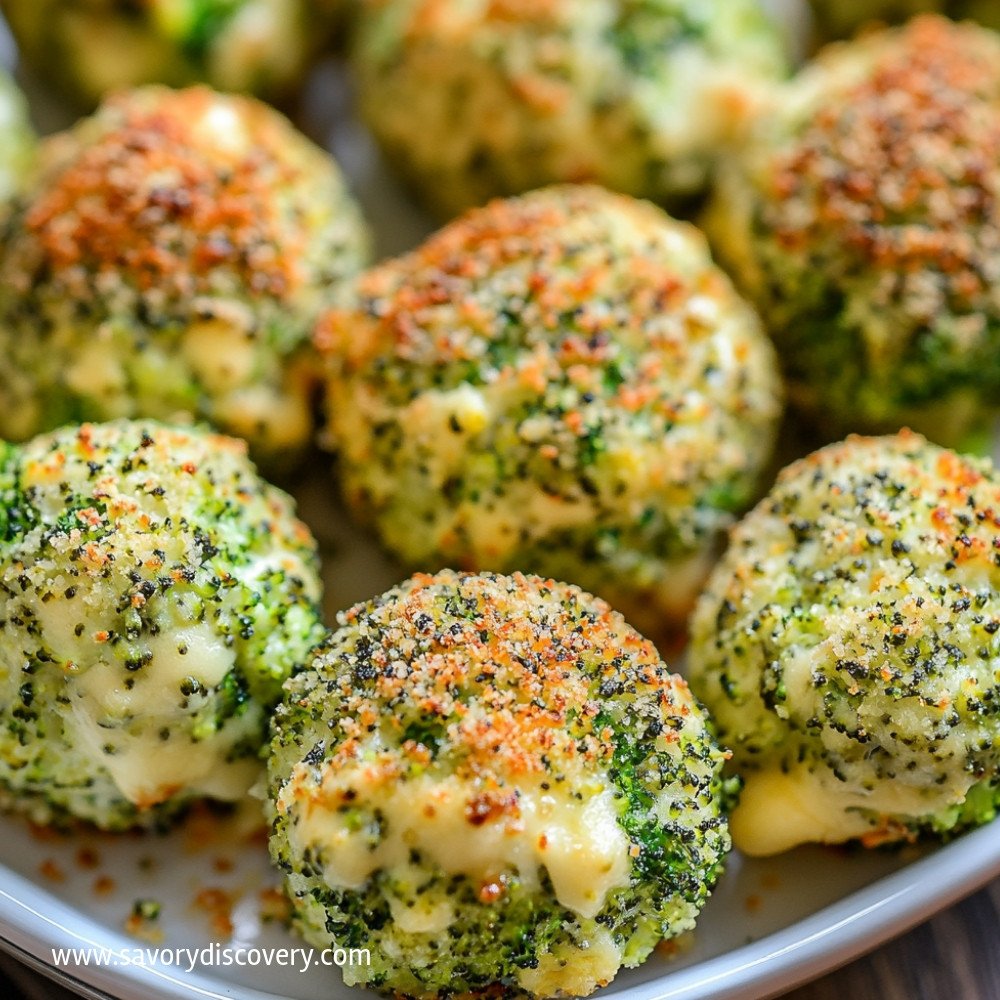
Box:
783;879;1000;1000
2;880;998;1000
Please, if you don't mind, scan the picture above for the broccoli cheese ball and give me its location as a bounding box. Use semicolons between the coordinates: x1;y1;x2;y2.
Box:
689;432;1000;857
269;570;732;999
0;420;324;830
352;0;789;217
1;0;325;106
708;16;1000;447
0;85;370;463
318;185;783;636
0;69;35;206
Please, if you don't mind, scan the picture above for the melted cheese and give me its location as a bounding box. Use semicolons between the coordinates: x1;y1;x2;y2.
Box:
733;765;973;857
279;768;631;922
61;620;256;808
181;318;257;394
64;338;127;405
67;702;259;807
213;384;311;454
70;624;234;715
386;866;456;934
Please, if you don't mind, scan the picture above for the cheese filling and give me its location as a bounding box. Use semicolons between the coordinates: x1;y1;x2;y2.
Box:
732;764;974;857
56;617;257;807
279;764;632;922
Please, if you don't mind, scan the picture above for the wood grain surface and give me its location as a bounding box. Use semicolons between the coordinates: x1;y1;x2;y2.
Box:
783;879;1000;1000
2;880;999;1000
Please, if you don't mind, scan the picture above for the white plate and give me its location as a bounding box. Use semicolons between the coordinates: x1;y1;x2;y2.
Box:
2;6;999;1000
0;746;999;1000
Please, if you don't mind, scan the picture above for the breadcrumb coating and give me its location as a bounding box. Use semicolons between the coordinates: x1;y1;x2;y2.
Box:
353;0;788;216
26;90;304;301
0;420;323;829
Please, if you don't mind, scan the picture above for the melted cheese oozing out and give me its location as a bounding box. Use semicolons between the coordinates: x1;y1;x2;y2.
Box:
64;339;127;402
181;319;257;394
280;768;631;921
214;385;312;454
61;620;256;807
733;766;973;857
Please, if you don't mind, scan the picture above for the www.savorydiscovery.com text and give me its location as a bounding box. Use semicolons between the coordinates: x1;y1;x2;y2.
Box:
51;942;371;974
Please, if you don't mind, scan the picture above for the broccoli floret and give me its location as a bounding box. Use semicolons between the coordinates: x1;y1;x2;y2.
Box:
708;16;1000;447
352;0;787;215
0;85;369;465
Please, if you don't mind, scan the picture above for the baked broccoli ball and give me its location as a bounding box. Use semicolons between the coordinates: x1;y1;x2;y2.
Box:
708;16;1000;447
0;420;324;830
0;85;370;462
318;185;782;636
0;69;35;206
689;431;1000;857
352;0;789;217
1;0;325;106
269;570;732;999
